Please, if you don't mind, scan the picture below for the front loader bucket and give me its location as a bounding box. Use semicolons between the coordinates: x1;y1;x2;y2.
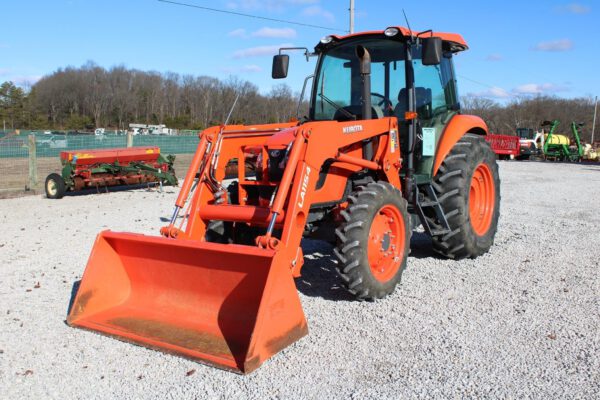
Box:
67;231;308;374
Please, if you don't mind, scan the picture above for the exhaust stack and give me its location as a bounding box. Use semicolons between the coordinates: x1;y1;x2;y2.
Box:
356;45;374;160
356;45;372;120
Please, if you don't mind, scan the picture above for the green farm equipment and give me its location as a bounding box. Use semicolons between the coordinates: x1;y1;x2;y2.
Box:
45;146;178;199
542;120;584;162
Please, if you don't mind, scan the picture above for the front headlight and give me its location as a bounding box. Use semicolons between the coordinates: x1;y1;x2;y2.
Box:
320;35;334;44
384;27;400;37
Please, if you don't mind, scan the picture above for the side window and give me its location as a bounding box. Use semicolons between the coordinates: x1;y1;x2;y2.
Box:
314;56;352;120
412;52;458;119
371;61;406;116
441;55;458;108
388;61;406;110
370;61;386;100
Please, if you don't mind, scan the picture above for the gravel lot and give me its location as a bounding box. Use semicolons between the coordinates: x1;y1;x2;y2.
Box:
1;161;599;399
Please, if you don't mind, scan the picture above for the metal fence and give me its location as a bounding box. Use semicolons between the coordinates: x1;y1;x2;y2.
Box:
0;129;200;136
0;132;199;193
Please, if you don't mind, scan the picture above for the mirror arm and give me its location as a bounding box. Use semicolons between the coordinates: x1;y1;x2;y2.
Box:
278;47;316;62
416;29;433;39
296;74;314;119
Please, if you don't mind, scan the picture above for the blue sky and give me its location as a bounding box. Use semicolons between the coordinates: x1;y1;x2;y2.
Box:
1;0;598;101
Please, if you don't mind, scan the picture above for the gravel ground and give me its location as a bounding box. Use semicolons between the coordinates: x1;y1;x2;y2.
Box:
1;161;599;399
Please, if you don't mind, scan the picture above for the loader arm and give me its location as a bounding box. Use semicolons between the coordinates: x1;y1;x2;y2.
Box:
172;117;401;272
67;117;401;374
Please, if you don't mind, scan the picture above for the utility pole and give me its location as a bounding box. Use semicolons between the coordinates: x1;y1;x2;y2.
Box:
349;0;355;34
592;96;598;144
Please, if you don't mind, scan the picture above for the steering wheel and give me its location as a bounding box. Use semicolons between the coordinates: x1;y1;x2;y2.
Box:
370;92;395;117
370;92;393;109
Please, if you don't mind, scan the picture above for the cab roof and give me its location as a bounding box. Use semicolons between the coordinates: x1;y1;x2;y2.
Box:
327;27;468;52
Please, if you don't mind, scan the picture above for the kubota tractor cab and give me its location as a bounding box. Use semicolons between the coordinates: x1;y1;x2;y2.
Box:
68;27;500;373
271;27;498;248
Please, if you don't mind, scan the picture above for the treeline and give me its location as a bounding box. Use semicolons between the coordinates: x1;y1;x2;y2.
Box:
0;62;299;131
462;96;597;142
1;62;597;143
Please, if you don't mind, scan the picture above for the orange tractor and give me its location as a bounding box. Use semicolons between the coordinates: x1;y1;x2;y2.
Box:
67;27;500;373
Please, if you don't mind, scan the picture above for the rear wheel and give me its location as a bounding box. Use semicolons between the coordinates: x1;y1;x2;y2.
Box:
432;134;500;259
334;182;410;300
45;173;66;199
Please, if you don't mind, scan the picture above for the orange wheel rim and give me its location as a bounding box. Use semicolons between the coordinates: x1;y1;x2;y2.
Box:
367;205;405;283
469;163;495;236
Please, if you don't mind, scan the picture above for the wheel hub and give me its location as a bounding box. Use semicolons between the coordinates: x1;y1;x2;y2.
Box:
47;180;57;196
367;205;405;283
381;233;391;252
469;163;495;236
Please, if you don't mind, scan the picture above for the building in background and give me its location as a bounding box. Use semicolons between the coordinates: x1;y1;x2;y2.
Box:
128;124;176;135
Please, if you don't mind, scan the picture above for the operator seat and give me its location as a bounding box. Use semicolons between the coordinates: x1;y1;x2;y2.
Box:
333;104;384;122
394;87;433;120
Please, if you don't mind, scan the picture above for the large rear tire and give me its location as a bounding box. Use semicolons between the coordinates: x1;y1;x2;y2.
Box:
334;182;410;300
432;134;500;259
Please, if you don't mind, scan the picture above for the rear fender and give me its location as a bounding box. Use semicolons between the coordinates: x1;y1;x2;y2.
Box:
433;114;488;176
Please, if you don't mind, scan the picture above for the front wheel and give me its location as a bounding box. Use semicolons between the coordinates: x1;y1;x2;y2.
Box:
45;173;66;199
334;182;410;300
432;134;500;259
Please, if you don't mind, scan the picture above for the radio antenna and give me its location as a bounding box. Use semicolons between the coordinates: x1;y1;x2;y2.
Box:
402;9;415;42
224;94;240;125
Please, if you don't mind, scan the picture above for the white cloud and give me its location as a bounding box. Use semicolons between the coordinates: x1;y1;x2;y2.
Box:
532;39;574;52
301;5;335;22
227;0;318;12
221;64;263;74
485;54;503;62
471;87;512;99
240;64;262;72
559;3;591;14
0;68;42;85
228;28;247;38
469;82;570;99
252;27;297;38
233;43;293;58
6;75;42;85
513;83;569;95
229;27;297;40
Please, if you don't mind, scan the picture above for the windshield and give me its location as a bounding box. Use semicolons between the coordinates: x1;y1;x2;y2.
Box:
517;128;533;139
311;38;406;121
310;38;459;122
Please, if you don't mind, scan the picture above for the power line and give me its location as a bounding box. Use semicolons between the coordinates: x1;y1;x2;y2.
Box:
458;74;519;99
157;0;349;33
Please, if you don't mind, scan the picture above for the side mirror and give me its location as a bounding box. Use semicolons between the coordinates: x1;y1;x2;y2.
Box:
422;37;442;66
272;54;289;79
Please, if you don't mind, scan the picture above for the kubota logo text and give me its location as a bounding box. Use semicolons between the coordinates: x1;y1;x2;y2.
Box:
342;124;363;134
297;166;311;208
